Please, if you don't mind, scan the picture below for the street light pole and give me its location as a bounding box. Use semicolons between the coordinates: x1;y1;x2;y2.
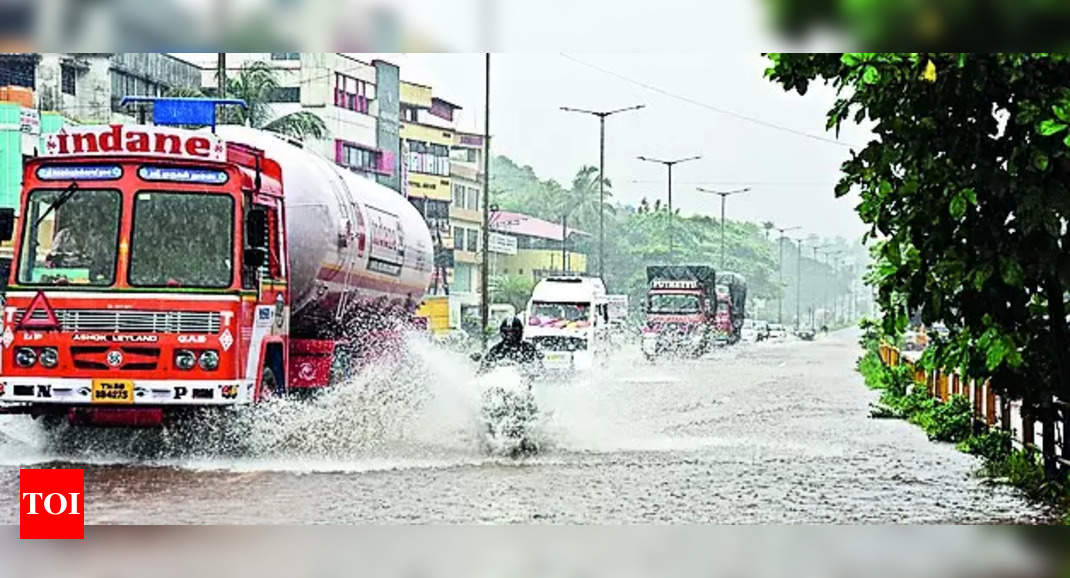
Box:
813;244;831;328
560;104;644;286
480;53;491;350
696;186;750;270
795;238;803;332
775;225;800;324
637;154;701;260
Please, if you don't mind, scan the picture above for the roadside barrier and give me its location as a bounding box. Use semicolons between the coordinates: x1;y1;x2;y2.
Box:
878;343;1069;474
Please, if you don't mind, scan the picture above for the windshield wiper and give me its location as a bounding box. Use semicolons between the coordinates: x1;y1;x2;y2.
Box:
34;182;79;228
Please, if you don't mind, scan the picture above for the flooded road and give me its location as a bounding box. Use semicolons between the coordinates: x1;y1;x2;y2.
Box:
0;330;1051;523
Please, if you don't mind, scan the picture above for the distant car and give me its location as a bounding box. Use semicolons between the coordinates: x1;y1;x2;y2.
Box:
766;323;788;340
740;319;759;343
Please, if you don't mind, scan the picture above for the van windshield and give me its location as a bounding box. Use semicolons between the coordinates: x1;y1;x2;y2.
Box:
529;301;590;327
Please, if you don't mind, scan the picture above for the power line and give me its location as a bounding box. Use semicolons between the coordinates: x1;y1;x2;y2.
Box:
628;179;837;187
559;53;855;149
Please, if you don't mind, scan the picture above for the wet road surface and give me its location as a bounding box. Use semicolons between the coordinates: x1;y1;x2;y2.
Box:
0;329;1052;523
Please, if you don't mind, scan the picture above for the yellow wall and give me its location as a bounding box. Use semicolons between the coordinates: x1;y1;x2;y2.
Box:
400;122;453;146
416;296;450;334
498;249;587;276
407;172;451;201
400;82;433;108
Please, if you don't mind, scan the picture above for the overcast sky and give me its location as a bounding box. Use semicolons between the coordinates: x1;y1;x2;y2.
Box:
384;53;871;242
180;52;872;241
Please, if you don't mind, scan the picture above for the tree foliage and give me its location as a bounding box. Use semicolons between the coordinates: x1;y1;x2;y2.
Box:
766;53;1070;407
490;155;855;322
169;61;328;141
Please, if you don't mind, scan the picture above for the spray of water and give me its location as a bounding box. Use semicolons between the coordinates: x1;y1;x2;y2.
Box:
0;331;717;471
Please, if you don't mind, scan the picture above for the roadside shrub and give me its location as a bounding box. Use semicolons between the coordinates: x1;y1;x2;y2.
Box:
911;395;972;443
957;430;1012;462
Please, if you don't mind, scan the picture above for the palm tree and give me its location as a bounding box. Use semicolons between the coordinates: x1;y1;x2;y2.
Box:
557;165;613;231
167;61;327;141
222;61;327;140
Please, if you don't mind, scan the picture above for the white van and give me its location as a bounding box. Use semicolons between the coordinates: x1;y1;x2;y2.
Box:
525;276;609;371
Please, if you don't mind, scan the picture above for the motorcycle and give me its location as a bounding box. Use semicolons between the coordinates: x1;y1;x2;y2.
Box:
469;354;541;458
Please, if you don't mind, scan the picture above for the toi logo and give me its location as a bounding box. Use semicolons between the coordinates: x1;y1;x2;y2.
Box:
20;469;84;539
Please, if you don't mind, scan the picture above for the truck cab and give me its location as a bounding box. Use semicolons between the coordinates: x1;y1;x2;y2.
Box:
642;276;715;359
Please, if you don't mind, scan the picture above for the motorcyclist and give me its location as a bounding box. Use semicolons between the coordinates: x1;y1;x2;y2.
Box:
478;316;542;374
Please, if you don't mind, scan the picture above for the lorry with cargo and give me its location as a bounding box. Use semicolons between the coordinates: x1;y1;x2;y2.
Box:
641;265;746;359
0;124;433;427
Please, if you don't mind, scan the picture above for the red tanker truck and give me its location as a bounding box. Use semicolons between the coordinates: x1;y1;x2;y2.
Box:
0;124;433;427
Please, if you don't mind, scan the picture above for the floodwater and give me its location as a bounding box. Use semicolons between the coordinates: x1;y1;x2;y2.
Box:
0;330;1053;523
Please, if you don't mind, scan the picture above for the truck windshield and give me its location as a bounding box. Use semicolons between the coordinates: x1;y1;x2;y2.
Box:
17;188;121;286
649;294;701;314
128;191;234;288
530;301;590;326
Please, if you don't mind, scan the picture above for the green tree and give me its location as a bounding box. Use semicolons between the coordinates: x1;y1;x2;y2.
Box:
491;274;536;312
168;61;328;141
222;61;327;140
766;53;1070;476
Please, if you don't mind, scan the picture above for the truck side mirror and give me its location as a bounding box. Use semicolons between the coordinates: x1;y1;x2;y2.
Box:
0;208;14;242
243;247;267;270
246;207;269;248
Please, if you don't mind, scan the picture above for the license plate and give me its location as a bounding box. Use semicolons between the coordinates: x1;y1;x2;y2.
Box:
91;380;134;404
544;352;570;366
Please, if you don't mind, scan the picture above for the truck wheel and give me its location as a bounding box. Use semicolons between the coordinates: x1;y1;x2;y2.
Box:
259;366;280;401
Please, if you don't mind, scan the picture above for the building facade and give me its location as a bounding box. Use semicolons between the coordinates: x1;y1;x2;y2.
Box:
489;211;589;280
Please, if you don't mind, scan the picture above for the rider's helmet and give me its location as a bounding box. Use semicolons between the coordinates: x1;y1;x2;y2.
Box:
500;316;524;345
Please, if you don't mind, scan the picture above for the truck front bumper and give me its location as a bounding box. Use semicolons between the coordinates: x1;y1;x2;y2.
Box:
0;377;255;406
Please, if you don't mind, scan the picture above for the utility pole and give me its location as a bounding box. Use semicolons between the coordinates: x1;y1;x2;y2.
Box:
637;154;701;260
560;104;644;287
695;186;750;270
217;53;226;97
480;53;491;350
775;225;800;324
795;238;803;332
813;244;831;328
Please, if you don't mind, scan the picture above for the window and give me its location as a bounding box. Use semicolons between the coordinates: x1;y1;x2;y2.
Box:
268;86;300;103
401;106;419;122
450;147;479;163
407;140;450;177
339;142;381;173
129;192;234;288
271;53;300;60
451;183;480;210
454;263;472;293
452;226;464;251
334;72;373;114
467;229;479;253
61;65;76;95
18;189;121;286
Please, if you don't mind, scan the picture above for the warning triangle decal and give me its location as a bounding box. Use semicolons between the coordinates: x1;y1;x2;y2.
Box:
18;291;60;330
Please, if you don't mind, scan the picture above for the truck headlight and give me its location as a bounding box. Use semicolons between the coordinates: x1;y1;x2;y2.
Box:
198;350;220;370
39;347;59;368
175;349;196;370
15;348;36;368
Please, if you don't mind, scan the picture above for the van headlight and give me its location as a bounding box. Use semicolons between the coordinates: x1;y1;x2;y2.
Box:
175;349;196;370
15;348;36;368
39;347;59;368
198;350;220;370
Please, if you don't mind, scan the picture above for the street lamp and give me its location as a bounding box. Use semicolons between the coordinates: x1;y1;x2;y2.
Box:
560;104;645;286
637;154;702;259
812;244;832;328
695;186;750;270
775;225;801;324
794;236;804;332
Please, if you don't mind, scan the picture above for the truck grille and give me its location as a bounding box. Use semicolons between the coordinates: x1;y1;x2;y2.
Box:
15;309;221;334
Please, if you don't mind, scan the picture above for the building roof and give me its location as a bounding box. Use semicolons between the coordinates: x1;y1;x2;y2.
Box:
490;211;589;242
